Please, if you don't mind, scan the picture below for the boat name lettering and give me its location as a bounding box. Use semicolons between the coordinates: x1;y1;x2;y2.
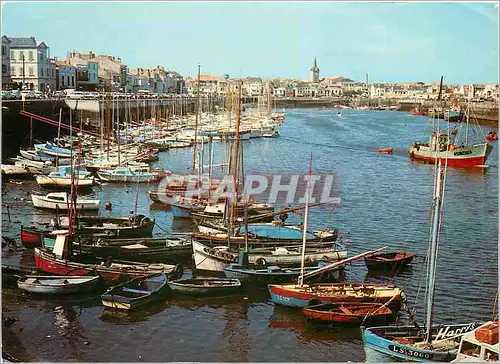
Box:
434;323;481;341
388;345;432;359
453;150;472;156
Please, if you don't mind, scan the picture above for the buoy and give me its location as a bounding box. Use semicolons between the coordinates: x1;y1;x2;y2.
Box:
105;201;112;211
377;148;393;154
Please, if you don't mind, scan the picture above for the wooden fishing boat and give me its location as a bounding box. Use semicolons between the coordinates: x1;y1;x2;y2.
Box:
34;234;179;281
17;275;101;295
364;251;415;272
269;282;403;309
167;277;242;296
101;273;168;310
75;236;193;262
223;260;340;284
302;302;393;325
57;214;155;239
377;148;393;154
191;202;275;230
31;192;100;211
192;239;347;272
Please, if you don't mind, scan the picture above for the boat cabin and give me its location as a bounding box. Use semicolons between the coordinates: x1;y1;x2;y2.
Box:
455;321;499;362
429;132;451;152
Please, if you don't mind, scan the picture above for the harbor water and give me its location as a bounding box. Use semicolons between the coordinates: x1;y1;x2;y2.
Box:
2;108;498;361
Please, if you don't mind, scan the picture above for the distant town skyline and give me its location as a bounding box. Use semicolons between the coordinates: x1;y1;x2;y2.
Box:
2;1;498;84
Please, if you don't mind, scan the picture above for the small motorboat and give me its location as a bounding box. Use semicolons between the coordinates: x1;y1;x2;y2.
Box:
167;277;242;296
101;273;168;310
17;275;102;295
31;191;100;211
364;251;415;272
302;302;393;325
377;148;393;154
337;112;342;116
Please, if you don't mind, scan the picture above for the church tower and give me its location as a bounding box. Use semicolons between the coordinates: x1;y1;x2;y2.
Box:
309;57;320;83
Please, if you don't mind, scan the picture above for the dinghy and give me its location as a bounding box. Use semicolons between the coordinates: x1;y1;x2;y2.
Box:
101;273;168;310
168;277;242;296
364;251;415;272
17;275;101;295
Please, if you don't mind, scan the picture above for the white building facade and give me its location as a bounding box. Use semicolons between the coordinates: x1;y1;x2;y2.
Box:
7;36;56;92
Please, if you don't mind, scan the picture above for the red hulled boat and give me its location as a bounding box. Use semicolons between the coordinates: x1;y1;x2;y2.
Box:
302;302;393;324
34;234;179;281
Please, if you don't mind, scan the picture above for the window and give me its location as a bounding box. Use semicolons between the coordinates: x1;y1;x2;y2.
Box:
10;67;14;76
2;64;6;74
10;50;14;60
61;76;65;87
67;75;69;85
19;67;23;76
71;76;74;86
40;68;43;76
1;45;6;56
40;52;44;60
29;51;34;60
19;50;24;59
47;68;49;77
29;67;34;76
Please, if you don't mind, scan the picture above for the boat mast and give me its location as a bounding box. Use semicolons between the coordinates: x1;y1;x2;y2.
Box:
192;64;201;171
106;84;111;160
230;81;242;228
465;93;471;146
425;158;445;343
298;153;313;286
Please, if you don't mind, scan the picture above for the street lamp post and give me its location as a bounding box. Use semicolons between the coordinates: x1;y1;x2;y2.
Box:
22;53;25;90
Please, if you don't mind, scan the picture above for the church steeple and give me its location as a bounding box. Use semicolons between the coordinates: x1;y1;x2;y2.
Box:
309;56;320;83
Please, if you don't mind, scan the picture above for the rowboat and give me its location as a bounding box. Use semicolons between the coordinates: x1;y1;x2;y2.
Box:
31;192;100;211
101;273;168;310
302;302;393;325
1;164;31;177
377;148;393;154
167;277;242;296
17;275;101;295
364;251;415;272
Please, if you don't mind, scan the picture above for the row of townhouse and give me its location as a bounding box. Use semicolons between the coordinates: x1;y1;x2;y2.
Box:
1;36;185;93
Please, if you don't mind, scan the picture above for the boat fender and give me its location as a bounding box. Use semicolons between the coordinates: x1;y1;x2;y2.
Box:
256;258;266;266
140;217;149;226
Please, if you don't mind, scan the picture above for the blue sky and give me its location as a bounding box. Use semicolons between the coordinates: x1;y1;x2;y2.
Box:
2;1;498;84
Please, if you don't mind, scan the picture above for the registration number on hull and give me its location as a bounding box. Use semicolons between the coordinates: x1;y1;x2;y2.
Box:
388;344;433;360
